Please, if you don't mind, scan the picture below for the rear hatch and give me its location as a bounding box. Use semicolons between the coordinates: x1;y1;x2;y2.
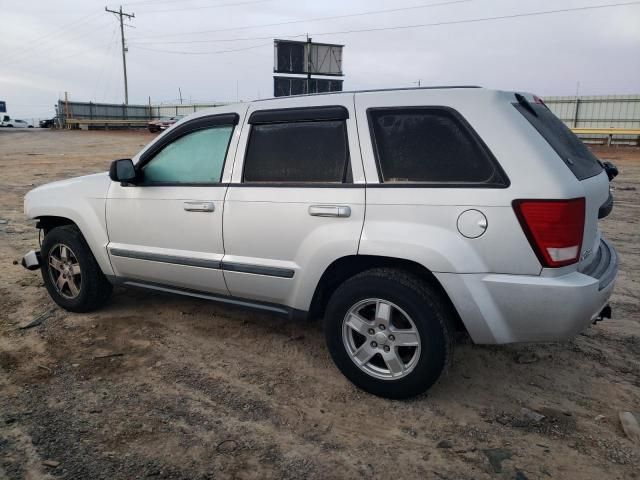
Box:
513;94;609;271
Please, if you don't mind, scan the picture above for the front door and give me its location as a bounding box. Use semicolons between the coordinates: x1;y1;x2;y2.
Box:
106;110;244;294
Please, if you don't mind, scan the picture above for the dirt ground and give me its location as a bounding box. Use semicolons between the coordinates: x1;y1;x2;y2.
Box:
0;129;638;480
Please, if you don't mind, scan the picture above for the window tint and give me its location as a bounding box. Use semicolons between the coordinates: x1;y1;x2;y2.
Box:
142;126;233;184
514;102;603;180
368;108;504;185
243;120;350;183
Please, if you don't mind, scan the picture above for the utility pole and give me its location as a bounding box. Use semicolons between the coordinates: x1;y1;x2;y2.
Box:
105;6;135;104
306;35;312;94
64;91;70;129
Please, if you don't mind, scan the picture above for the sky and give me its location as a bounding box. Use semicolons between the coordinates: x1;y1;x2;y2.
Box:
1;0;639;120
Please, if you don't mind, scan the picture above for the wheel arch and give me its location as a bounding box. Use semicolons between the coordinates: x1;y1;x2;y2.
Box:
32;213;114;277
35;215;78;234
308;255;466;334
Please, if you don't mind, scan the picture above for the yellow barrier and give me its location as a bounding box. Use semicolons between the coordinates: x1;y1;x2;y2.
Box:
571;128;640;146
66;119;148;125
571;128;640;136
64;118;149;130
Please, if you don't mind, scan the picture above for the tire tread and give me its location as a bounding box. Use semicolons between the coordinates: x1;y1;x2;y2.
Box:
41;225;112;312
324;267;455;399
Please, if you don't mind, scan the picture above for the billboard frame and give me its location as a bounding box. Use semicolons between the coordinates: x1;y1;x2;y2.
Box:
273;75;344;97
273;39;344;77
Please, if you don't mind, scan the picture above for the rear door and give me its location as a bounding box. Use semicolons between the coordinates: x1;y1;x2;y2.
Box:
222;94;365;309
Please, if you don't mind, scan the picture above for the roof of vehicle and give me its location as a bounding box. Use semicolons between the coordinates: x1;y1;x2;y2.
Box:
158;85;528;136
253;85;482;102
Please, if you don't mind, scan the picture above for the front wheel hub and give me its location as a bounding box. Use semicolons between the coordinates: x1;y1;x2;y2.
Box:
48;243;82;299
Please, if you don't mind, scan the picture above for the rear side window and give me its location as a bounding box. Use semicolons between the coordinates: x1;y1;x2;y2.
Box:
243;120;350;183
368;107;506;186
514;101;603;180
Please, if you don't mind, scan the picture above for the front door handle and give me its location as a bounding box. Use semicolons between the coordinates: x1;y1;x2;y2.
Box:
308;205;351;218
183;201;215;212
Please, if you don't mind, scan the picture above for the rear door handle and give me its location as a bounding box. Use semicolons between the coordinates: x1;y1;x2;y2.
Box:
183;201;215;212
308;205;351;218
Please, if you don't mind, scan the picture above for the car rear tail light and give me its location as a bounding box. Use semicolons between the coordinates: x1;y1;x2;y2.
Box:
513;198;585;268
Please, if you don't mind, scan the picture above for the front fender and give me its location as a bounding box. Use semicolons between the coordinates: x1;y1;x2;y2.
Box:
24;173;114;276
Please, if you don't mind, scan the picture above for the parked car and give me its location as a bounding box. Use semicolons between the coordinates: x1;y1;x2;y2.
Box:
39;118;56;128
1;115;31;128
147;115;184;133
21;87;618;399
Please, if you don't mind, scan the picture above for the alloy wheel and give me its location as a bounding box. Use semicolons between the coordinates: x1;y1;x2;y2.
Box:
342;298;421;380
48;243;82;299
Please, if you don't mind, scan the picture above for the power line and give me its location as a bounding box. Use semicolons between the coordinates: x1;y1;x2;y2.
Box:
105;6;136;105
130;0;472;41
308;1;640;39
140;0;273;14
130;1;640;50
130;33;302;45
122;0;253;7
93;27;120;100
1;12;103;65
131;41;275;55
2;20;114;69
102;41;124;102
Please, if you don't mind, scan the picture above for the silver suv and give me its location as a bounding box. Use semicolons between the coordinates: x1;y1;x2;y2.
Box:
22;87;618;398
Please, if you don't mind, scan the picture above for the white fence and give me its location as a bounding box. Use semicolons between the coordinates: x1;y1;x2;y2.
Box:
151;103;229;118
543;95;640;129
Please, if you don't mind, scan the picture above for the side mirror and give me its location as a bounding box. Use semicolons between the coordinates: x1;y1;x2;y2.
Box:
109;158;137;184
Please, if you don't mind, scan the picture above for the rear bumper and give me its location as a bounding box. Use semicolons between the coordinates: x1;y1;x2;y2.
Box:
436;239;618;344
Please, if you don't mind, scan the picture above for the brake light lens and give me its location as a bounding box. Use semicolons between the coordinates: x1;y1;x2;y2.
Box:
513;198;585;267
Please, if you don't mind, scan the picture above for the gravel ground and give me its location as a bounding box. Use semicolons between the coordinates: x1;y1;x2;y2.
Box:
0;129;638;480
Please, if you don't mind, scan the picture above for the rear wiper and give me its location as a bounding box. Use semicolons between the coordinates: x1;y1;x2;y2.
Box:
515;93;538;117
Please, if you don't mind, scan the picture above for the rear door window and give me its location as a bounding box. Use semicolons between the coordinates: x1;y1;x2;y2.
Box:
368;107;507;186
243;120;350;183
514;100;603;180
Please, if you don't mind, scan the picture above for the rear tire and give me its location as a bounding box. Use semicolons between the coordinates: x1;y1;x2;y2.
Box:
324;268;454;399
40;225;112;312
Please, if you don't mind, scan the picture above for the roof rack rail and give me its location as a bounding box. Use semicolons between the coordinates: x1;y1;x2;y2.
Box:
254;85;483;102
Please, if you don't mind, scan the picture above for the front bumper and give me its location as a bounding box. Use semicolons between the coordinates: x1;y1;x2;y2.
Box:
436;239;618;344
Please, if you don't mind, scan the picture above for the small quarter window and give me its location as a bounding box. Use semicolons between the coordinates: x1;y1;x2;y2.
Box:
243;120;350;183
142;125;233;184
368;107;506;186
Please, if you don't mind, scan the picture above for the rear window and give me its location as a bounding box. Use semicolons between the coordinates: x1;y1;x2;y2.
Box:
514;101;603;180
368;107;507;186
243;120;350;183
